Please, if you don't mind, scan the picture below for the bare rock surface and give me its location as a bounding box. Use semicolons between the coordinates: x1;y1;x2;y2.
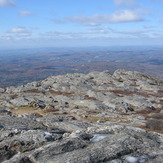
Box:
0;69;163;162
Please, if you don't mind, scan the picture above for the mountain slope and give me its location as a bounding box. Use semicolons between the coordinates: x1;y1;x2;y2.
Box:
0;69;163;162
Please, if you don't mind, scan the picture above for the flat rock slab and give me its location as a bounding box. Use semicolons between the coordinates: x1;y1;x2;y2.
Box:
0;115;46;130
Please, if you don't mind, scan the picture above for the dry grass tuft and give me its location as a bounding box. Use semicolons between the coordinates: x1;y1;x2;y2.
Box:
49;89;73;96
23;89;42;93
135;108;161;116
42;108;60;113
109;89;150;97
110;90;134;96
12;106;38;115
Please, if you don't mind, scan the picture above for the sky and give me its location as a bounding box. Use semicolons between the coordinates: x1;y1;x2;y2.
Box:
0;0;163;48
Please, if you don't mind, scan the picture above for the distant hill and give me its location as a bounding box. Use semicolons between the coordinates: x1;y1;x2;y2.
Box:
0;47;163;88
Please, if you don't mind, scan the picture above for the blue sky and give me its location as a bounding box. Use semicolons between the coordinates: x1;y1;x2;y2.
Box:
0;0;163;48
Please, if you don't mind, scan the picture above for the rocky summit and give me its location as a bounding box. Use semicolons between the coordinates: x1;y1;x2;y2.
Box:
0;69;163;163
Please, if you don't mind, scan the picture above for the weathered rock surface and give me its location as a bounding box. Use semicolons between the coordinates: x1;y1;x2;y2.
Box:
1;122;163;163
0;69;163;162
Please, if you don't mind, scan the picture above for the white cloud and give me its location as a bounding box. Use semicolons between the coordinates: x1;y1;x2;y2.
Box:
8;27;31;37
39;28;162;41
0;0;15;7
114;0;136;6
65;10;143;26
19;10;34;16
40;28;110;40
1;27;32;41
110;10;142;22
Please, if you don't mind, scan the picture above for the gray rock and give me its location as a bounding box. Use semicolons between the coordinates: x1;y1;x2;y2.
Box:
0;88;5;93
0;129;62;162
42;119;93;132
0;109;11;115
12;126;162;163
0;70;163;163
10;97;31;107
0;115;46;130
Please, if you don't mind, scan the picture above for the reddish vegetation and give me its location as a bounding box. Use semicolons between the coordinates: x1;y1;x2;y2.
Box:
149;113;163;119
151;100;163;105
9;94;18;99
146;119;163;132
129;84;139;87
43;108;60;113
135;107;162;116
109;89;150;97
136;92;150;97
109;89;163;98
110;90;135;96
158;90;163;93
138;112;163;133
23;89;42;93
154;90;163;97
138;125;163;134
49;89;73;96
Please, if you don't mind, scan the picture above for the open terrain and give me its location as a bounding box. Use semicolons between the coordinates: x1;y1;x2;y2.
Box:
0;69;163;162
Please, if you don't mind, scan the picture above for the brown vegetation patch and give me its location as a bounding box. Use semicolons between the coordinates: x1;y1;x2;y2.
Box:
85;116;132;123
42;108;60;113
109;89;150;97
11;106;59;116
151;100;163;105
152;90;163;97
142;113;163;133
86;110;101;115
9;94;18;99
110;90;134;96
84;95;97;100
129;79;137;81
157;90;163;94
129;84;139;87
135;108;162;116
23;89;42;93
96;89;151;98
86;117;100;122
120;112;131;115
148;113;163;119
136;92;150;97
11;106;38;115
49;89;73;96
146;119;163;132
138;125;163;134
141;89;155;93
102;117;132;123
107;81;114;85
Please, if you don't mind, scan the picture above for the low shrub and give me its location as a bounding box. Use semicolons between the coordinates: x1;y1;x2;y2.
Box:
146;119;163;131
149;113;163;119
